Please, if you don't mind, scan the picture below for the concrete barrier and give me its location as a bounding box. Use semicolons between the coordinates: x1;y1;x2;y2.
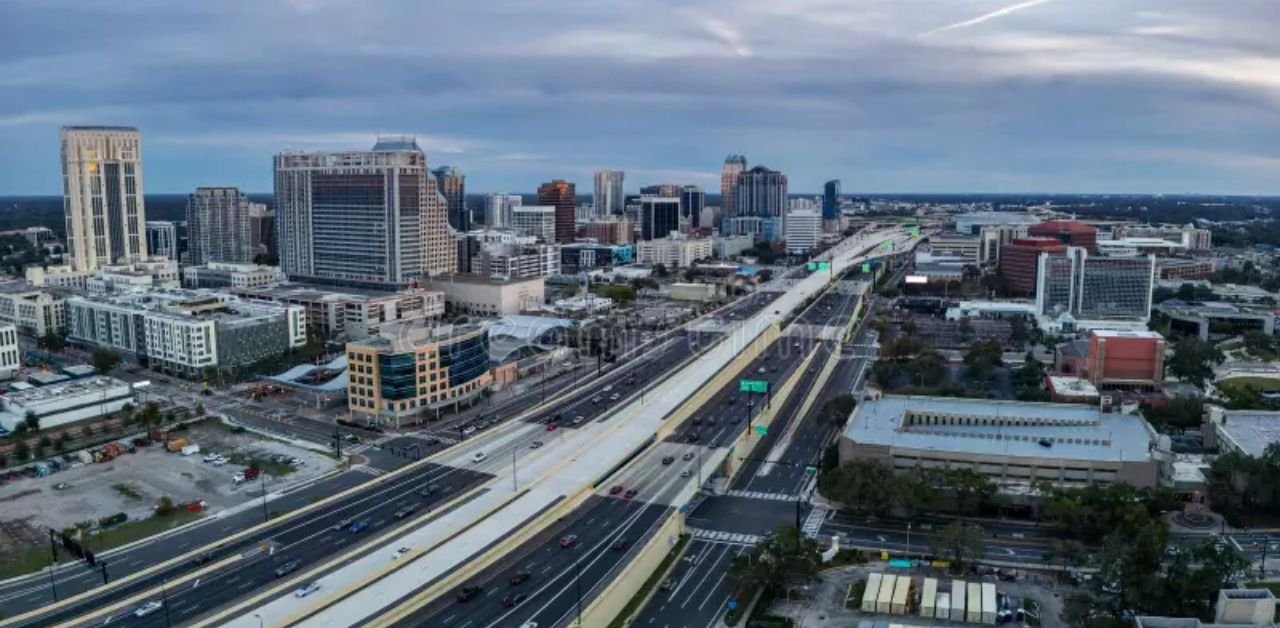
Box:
721;343;821;481
656;324;780;444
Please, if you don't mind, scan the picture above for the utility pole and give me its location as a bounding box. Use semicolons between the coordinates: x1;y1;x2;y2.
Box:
161;578;173;627
46;529;59;602
259;472;269;523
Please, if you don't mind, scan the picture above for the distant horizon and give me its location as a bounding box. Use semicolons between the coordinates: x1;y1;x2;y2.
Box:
4;191;1280;200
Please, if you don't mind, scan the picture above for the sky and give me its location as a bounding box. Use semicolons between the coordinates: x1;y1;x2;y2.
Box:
1;0;1279;195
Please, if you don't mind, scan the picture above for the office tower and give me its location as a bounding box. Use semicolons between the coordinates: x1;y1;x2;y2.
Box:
145;221;180;260
248;202;275;259
274;136;451;288
721;155;747;221
640;196;681;241
511;206;558;243
680;185;705;230
785;208;821;254
593;170;624;219
823;179;841;225
1029;220;1098;253
639;184;681;198
1036;247;1155;321
485;194;522;228
1001;238;1065;295
736;165;788;242
537;180;576;244
61;126;148;271
187;187;252;265
433;166;467;232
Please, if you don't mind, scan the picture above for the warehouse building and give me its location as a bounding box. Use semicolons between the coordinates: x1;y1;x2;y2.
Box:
0;376;135;432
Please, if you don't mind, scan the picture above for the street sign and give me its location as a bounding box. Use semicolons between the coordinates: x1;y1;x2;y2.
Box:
861;262;871;273
739;379;769;394
680;504;690;513
754;425;768;436
804;465;818;475
805;261;831;271
728;599;739;611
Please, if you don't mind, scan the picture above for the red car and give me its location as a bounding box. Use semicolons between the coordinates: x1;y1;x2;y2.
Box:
609;485;624;495
546;423;558;431
560;534;579;548
682;452;695;461
612;539;629;551
509;572;531;586
624;489;638;500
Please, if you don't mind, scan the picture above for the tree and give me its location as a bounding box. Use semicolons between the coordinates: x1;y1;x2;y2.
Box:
1167;336;1225;389
963;340;1003;387
155;496;176;516
22;411;38;432
13;440;30;463
140;402;162;428
819;460;896;516
819;395;856;428
929;522;985;570
1243;330;1277;359
728;525;821;598
1142;397;1205;431
957;316;973;340
195;403;205;417
652;263;670;278
1009;316;1030;346
37;331;65;352
91;349;121;374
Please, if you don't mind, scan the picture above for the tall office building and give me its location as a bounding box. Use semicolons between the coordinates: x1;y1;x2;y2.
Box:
640;196;681;241
736;165;788;242
187;187;252;265
537;180;576;244
274;136;451;288
1036;247;1155;322
593;170;624;219
680;185;705;230
433;166;467;232
248;202;275;259
639;184;681;198
485;193;522;229
721;155;747;221
1029;220;1098;253
511;206;557;243
822;179;841;225
61;126;148;271
145;221;180;261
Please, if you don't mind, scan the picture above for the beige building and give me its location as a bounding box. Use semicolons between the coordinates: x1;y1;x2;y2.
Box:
346;323;492;427
61;126;149;271
232;283;444;340
423;274;545;316
635;235;713;268
925;232;981;264
0;282;67;337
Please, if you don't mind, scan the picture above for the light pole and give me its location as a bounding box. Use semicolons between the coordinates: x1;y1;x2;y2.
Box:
512;447;518;492
161;578;173;627
906;522;912;559
259;472;269;522
254;613;264;628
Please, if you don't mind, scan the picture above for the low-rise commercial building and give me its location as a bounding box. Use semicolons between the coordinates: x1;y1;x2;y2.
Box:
926;232;981;264
635;234;713;268
839;396;1160;490
1156;258;1217;280
422;274;545;316
1115;223;1212;251
475;242;560;279
577;219;633;245
27;258;181;293
1204;407;1280;459
231;283;442;340
715;235;755;259
0;376;134;432
1137;588;1275;628
560;242;635;273
184;262;286;290
346;323;492;427
1155;300;1275;341
1056;330;1166;391
0;282;66;337
669;282;717;302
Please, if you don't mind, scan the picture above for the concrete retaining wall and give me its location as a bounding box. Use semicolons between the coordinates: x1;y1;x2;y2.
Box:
577;508;685;627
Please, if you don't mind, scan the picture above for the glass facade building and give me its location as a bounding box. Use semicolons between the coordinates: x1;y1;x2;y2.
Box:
346;324;492;427
1036;247;1155;322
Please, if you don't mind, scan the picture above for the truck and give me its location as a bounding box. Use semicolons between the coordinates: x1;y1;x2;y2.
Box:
181;444;200;456
876;574;896;614
861;573;882;613
920;578;938;618
966;582;982;624
167;438;189;453
891;574;910;615
935;592;951;620
951;580;966;622
981;582;997;625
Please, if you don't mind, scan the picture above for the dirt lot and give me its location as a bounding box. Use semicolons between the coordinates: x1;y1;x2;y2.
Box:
0;421;338;550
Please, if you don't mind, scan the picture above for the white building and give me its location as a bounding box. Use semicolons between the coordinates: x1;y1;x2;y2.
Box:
511;206;557;243
145;221;181;261
634;234;714;268
593;170;625;219
0;324;19;380
184;262;286;290
927;232;982;264
187;187;253;265
476;243;561;279
61;126;149;271
422;274;546;316
485;193;522;229
715;235;755;259
232;283;443;340
554;294;614;313
0;282;66;337
0;376;135;432
784;208;821;254
26;258;179;293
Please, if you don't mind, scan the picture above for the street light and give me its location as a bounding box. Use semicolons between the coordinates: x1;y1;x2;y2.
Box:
253;613;264;628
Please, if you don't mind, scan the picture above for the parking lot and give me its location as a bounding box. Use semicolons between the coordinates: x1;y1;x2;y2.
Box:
0;421;338;552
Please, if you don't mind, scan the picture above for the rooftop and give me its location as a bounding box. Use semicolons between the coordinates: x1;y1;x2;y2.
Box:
844;396;1155;463
71;290;295;323
426;273;544;287
1091;329;1165;339
486;315;572;343
5;376;130;407
350;322;483;353
1213;410;1280;458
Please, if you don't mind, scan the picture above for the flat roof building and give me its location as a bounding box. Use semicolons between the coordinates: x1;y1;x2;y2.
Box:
1155;300;1276;341
0;282;67;337
1204;407;1280;459
422;273;545;317
183;262;285;290
839;396;1160;490
231;283;443;341
0;376;134;432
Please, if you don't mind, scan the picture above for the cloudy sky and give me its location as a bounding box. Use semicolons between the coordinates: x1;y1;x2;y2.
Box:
2;0;1279;195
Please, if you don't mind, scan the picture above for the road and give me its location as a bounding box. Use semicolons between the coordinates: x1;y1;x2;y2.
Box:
637;539;748;628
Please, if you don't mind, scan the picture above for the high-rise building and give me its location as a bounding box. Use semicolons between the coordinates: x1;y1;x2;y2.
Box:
511;206;557;243
61;126;148;271
593;170;624;219
784;209;821;254
721;155;747;222
577;219;634;245
248;202;275;259
640;196;681;241
1001;237;1065;295
639;184;681;198
736;165;788;242
274;136;451;288
1036;247;1155;322
680;186;705;230
433;166;467;232
145;221;181;261
537;180;576;244
485;194;522;229
822;179;841;225
187;187;252;265
1029;220;1098;253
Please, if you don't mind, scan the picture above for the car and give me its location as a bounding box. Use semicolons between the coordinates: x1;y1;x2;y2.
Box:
757;367;766;374
680;470;692;478
691;417;702;425
659;578;674;591
624;489;638;500
391;546;411;559
419;484;439;498
192;552;215;565
602;385;613;393
661;456;675;466
682;452;695;461
545;423;558;431
294;582;321;597
274;560;301;577
133;601;163;617
472;451;487;463
462;425;477;436
212;457;227;466
509;571;531;586
348;519;370;533
519;622;539;628
572;415;585;425
609;394;620;402
203;453;219;462
559;534;579;548
1010;532;1025;539
726;397;736;405
53;482;71;490
592;396;603;405
456;586;483;603
609;485;624;495
529;440;544;449
706;417;717;426
502;593;528;607
333;518;352;531
394;505;416;519
685;433;700;443
612;539;629;551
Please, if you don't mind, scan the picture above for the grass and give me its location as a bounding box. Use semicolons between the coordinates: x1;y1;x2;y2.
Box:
111;483;143;500
1024;597;1042;627
0;546;56;579
607;533;690;628
1220;376;1280;393
86;509;203;553
226;453;295;478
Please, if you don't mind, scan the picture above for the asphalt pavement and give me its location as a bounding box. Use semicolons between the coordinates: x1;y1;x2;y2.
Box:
638;539;747;628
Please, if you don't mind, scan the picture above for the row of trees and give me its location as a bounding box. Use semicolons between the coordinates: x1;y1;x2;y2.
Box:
1207;442;1280;524
727;525;822;610
819;460;1000;518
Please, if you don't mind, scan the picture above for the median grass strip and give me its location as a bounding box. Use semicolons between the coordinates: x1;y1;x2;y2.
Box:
607;533;690;628
85;510;204;553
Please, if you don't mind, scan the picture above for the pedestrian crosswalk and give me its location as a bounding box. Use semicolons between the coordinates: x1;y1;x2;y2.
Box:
688;528;762;546
724;490;800;502
801;504;830;538
354;465;386;477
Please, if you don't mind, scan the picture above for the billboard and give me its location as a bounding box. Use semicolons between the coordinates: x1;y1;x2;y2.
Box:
904;275;929;284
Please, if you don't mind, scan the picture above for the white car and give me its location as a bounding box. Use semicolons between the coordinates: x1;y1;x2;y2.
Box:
391;546;411;559
519;622;539;628
202;453;219;463
133;601;163;617
294;582;320;597
212;457;227;466
471;451;487;463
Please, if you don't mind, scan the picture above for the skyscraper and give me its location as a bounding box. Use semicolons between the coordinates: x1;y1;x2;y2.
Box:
248;202;275;260
721;155;747;222
639;184;681;197
641;196;681;241
485;193;522;229
187;187;252;265
680;185;705;230
145;221;180;261
537;180;577;244
274;136;451;288
61;126;148;271
433;166;468;232
822;179;841;223
593;170;624;219
1036;247;1155;322
736;165;788;241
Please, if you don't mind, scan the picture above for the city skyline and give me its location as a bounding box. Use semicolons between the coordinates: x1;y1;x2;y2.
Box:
2;2;1278;195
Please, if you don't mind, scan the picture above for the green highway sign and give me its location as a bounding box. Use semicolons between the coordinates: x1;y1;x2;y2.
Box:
739;379;769;394
754;425;768;436
805;261;831;271
861;262;871;273
805;465;818;474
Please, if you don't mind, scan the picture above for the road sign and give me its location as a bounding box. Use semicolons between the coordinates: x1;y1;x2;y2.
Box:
739;379;769;394
754;424;768;436
805;261;831;271
728;599;739;611
861;262;871;273
680;504;690;513
804;465;818;475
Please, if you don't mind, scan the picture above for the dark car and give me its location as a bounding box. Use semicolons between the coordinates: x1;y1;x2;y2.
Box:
456;586;483;603
509;571;531;586
609;485;624;495
612;539;629;551
274;560;301;578
686;432;700;443
192;552;214;566
395;505;416;519
624;489;638;500
682;452;695;461
661;456;675;466
691;418;702;425
502;593;528;608
349;519;370;533
560;534;579;548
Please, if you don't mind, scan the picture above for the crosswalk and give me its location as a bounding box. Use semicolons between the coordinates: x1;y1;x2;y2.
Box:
801;504;830;538
354;465;386;477
688;528;762;546
724;490;800;502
